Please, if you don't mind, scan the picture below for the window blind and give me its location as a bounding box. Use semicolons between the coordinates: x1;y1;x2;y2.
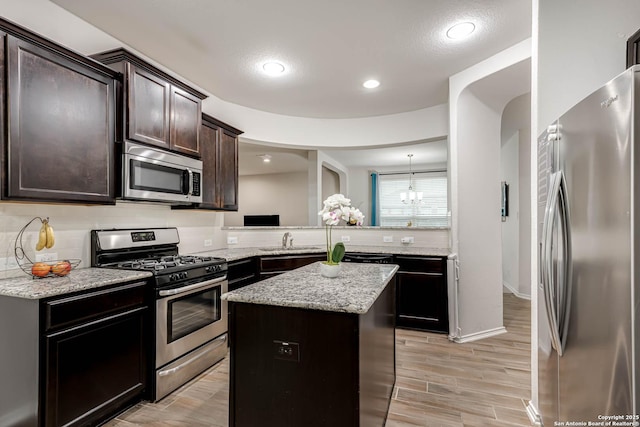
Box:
378;171;448;227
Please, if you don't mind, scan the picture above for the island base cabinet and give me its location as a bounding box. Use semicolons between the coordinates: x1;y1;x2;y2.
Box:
229;279;395;427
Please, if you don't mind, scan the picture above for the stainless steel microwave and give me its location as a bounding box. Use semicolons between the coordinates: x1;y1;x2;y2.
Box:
122;141;203;204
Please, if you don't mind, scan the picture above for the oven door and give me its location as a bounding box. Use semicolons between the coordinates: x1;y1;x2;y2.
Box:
156;276;227;368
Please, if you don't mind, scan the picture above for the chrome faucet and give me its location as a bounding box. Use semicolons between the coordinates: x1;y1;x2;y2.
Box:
282;232;292;248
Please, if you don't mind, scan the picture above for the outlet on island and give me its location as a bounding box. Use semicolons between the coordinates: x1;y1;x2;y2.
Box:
273;340;300;362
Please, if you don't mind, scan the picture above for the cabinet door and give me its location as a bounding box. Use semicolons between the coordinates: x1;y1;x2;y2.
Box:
396;272;448;333
228;257;258;291
217;128;239;210
6;36;116;203
43;308;148;427
127;63;171;149
198;120;219;208
170;86;201;156
259;254;326;279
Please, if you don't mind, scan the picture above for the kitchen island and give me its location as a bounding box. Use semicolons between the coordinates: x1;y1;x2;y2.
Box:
223;261;398;427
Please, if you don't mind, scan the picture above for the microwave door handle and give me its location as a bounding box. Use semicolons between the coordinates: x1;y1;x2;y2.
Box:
187;169;194;196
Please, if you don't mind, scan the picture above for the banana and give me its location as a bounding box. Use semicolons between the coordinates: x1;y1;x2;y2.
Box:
45;221;55;249
35;220;47;251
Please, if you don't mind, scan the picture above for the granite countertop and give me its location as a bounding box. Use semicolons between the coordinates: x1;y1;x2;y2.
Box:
196;245;450;262
222;262;398;314
0;268;153;300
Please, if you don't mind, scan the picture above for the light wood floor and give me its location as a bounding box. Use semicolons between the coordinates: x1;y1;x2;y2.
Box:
105;293;531;427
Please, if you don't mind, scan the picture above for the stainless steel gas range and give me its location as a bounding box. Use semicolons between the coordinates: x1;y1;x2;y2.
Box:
91;227;228;401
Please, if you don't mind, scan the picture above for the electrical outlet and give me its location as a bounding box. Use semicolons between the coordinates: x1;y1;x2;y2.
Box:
341;236;350;243
273;340;300;362
36;252;58;262
383;236;393;243
227;236;238;245
401;237;414;244
204;239;213;247
6;257;18;269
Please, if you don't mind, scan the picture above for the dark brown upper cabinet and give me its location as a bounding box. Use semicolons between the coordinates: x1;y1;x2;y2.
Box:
176;114;242;211
91;48;206;158
0;18;118;204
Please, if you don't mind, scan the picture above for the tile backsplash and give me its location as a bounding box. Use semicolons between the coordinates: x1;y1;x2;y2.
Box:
0;202;225;279
1;201;451;280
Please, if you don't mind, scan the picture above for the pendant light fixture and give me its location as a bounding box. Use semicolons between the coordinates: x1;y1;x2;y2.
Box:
400;154;423;204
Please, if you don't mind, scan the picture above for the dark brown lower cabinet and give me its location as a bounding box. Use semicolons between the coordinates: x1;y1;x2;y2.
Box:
41;281;149;427
43;308;147;427
227;257;258;291
229;277;395;427
0;280;149;427
394;256;449;333
259;254;326;280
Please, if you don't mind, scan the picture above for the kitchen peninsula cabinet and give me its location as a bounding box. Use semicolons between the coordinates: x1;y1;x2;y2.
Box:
91;48;207;157
394;255;449;333
0;18;118;204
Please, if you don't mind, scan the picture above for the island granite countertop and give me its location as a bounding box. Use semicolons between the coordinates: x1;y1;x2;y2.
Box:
222;261;398;314
0;268;153;300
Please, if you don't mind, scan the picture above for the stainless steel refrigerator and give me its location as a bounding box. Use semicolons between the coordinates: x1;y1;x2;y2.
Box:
537;65;638;425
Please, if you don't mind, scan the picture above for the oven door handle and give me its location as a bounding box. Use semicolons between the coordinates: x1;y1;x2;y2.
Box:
157;334;227;377
158;275;227;297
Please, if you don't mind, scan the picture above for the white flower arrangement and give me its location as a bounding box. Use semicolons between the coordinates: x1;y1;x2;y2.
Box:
318;194;365;265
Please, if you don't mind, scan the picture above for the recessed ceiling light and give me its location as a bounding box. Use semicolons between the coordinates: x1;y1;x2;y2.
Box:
258;154;272;163
446;22;476;39
363;79;380;89
262;62;286;76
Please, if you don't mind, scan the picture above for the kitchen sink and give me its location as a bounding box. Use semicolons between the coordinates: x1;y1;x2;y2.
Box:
258;246;322;252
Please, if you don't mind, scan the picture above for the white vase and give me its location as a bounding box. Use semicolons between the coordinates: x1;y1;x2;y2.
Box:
320;262;341;278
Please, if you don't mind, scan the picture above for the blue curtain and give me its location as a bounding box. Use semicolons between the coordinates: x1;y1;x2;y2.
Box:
370;172;379;226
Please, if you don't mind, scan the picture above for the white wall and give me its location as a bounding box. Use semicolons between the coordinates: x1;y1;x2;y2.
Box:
500;133;520;294
224;172;309;226
321;167;340;201
449;39;531;342
501;93;532;299
538;0;640;132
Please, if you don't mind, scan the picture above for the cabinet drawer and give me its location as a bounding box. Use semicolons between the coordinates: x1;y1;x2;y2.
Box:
228;257;257;281
260;254;325;273
44;281;147;332
394;256;445;274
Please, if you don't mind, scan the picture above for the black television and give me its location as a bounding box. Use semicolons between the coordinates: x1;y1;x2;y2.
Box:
243;215;280;226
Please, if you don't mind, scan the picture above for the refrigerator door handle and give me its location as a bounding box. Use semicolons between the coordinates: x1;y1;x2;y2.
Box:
556;171;572;355
541;171;567;356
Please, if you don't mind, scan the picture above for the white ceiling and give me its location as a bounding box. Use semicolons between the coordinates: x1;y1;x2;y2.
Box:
51;0;531;119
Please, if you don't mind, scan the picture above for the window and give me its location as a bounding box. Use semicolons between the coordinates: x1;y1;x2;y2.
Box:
378;171;448;227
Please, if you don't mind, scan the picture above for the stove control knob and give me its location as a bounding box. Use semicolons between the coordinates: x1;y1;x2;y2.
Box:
181;272;188;279
169;274;178;281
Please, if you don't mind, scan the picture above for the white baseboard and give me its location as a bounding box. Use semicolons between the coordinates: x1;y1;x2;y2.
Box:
449;326;507;343
526;401;542;426
503;281;531;300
